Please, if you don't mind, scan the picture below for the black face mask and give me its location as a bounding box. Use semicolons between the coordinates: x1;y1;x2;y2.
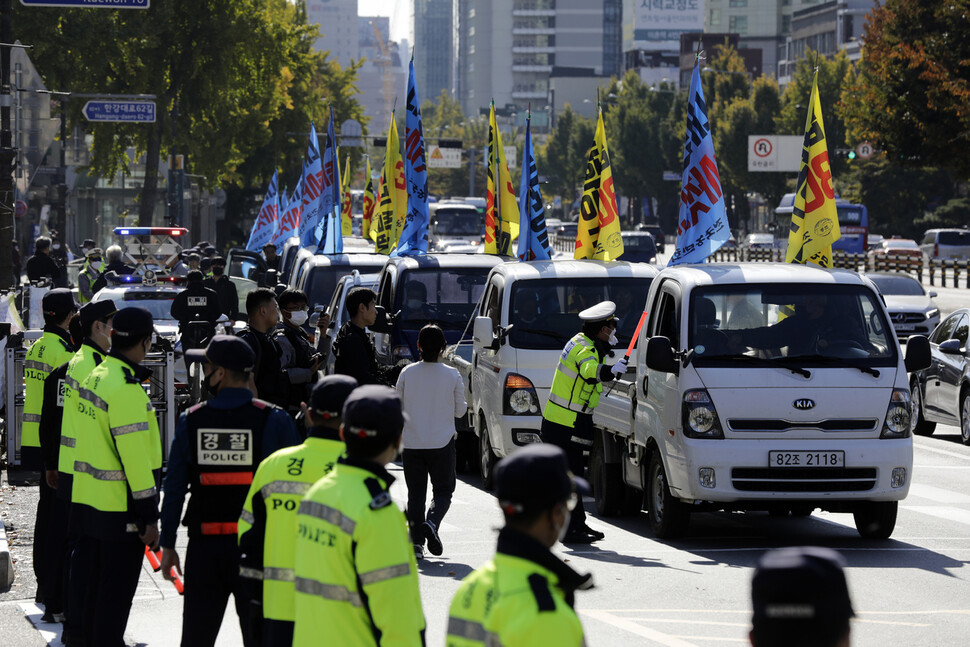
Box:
202;369;221;398
212;266;225;276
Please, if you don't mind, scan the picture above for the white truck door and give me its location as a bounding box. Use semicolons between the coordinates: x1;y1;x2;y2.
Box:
639;283;683;448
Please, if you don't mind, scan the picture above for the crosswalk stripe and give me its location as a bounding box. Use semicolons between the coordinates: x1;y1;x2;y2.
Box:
908;483;970;505
901;505;970;527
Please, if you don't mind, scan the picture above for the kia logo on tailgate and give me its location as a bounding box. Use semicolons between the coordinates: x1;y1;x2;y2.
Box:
793;399;816;410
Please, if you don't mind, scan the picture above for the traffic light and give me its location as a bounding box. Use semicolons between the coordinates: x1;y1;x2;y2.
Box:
847;150;857;160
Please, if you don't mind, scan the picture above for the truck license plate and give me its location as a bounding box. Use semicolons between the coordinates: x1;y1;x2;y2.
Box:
769;450;845;468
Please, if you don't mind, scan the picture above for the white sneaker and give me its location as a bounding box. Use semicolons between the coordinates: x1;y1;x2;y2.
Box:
413;544;425;559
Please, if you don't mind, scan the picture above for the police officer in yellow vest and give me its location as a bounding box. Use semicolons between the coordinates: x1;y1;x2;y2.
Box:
446;444;593;647
292;385;425;646
70;307;161;647
541;300;627;544
37;300;115;631
77;247;104;304
159;335;300;647
238;374;358;647
24;288;78;604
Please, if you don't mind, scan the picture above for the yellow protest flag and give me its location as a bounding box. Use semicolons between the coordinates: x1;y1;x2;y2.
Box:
575;108;624;260
484;102;519;256
362;157;375;240
341;156;353;236
786;69;840;268
374;115;404;254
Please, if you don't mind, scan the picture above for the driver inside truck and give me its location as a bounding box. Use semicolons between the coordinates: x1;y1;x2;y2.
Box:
404;281;435;321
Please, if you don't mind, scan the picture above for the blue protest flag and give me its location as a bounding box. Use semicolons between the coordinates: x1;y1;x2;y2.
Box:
668;63;730;266
247;170;279;251
516;114;551;261
296;124;325;248
274;169;304;250
393;58;430;257
318;106;344;254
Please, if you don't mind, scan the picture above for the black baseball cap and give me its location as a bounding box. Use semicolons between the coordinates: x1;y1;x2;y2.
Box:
112;307;154;340
495;444;591;515
41;289;78;319
187;269;204;283
752;546;854;641
78;300;118;326
309;375;358;419
185;335;255;373
342;385;406;440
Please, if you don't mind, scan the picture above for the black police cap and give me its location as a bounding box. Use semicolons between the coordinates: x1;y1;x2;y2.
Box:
342;385;406;440
495;444;591;515
187;270;204;283
78;300;118;326
112;307;154;339
42;289;78;319
185;335;255;373
309;375;358;419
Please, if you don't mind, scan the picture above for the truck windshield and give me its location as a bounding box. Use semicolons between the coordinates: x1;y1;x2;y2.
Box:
509;278;652;350
432;209;481;236
305;260;386;308
397;268;488;329
689;284;897;365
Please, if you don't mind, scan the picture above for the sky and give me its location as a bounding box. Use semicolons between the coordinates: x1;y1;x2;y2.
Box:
358;0;407;41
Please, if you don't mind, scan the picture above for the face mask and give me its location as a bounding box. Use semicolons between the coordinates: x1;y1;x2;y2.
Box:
212;266;225;276
52;244;61;250
558;507;572;542
288;309;309;326
608;330;618;346
202;369;221;398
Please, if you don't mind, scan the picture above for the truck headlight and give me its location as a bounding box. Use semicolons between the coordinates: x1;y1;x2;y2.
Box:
881;388;911;438
392;345;413;362
682;389;724;439
503;373;540;415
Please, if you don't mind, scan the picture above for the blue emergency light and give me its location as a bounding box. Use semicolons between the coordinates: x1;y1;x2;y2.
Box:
112;227;188;236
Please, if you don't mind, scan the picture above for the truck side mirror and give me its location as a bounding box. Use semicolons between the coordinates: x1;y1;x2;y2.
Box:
905;335;932;372
646;336;677;374
473;316;498;350
369;305;393;333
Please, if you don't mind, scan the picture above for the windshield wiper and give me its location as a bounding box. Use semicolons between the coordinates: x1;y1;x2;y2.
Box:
700;353;811;378
518;328;569;342
781;354;881;378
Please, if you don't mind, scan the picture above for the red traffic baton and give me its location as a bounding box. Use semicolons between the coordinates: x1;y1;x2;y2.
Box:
604;311;648;399
144;546;163;572
170;567;184;595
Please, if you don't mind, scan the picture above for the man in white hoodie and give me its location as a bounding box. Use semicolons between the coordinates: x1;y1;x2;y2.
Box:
395;324;467;559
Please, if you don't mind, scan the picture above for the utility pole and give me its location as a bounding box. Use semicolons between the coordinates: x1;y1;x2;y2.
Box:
0;0;14;289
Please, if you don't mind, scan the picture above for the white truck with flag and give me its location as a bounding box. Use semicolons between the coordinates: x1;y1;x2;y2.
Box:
590;263;932;539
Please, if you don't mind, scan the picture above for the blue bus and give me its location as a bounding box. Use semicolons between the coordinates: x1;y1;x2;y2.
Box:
775;193;869;254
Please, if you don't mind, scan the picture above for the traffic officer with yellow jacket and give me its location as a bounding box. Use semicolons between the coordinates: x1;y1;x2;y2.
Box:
159;335;300;647
37;300;115;631
24;288;77;604
77;247;104;304
292;385;425;646
446;444;593;647
541;300;626;544
70;307;161;647
238;374;358;646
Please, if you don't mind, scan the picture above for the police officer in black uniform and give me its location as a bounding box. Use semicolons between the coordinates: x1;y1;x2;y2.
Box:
159;335;300;647
203;256;239;320
171;270;223;371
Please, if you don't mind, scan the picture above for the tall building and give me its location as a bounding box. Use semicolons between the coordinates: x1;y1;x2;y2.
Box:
778;0;875;82
306;0;359;67
455;0;621;122
623;0;705;89
411;0;454;102
704;0;779;79
358;17;409;130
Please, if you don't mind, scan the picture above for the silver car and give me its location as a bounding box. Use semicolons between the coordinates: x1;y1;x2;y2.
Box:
865;272;940;338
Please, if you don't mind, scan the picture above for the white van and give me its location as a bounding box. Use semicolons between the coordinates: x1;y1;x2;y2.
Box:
459;260;658;487
920;228;970;260
428;202;483;251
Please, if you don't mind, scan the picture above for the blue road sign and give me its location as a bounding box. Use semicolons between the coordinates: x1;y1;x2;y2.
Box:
20;0;150;7
83;100;156;123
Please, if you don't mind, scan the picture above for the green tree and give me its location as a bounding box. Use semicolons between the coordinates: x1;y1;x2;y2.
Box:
842;0;970;180
537;106;592;217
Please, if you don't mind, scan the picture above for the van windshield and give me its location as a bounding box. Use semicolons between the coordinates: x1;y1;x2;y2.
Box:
432;209;481;236
397;268;488;329
689;284;897;366
509;278;652;350
305;260;386;307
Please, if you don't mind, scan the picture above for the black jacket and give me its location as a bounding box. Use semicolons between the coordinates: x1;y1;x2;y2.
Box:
25;253;61;282
203;275;239;320
170;282;222;329
238;327;288;408
332;321;388;386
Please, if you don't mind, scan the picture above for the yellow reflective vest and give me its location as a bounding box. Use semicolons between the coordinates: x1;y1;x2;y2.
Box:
71;352;162;539
293;457;425;646
238;433;344;624
58;341;108;499
23;327;75;463
542;332;604;427
447;529;589;647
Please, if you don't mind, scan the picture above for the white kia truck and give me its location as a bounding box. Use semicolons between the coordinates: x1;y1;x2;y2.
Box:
453;259;658;488
591;263;932;539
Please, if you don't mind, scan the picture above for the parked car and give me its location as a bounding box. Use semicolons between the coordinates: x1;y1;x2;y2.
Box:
921;228;970;261
868;238;922;262
743;232;775;250
910;308;970;443
637;224;666;253
867;234;885;251
619;231;658;264
864;272;940;338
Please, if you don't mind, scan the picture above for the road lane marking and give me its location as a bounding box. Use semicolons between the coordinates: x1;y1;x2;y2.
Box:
582;610;703;646
914;442;970;462
908;483;970;504
19;603;62;646
901;504;970;527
